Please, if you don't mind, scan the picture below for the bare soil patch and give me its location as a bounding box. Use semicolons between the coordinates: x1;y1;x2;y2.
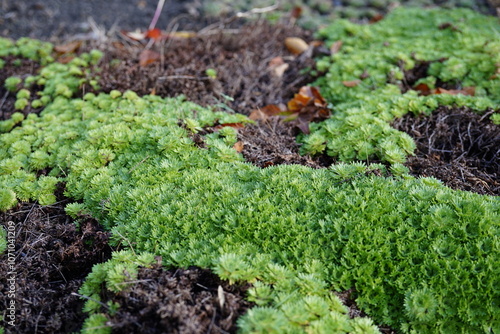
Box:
0;0;198;41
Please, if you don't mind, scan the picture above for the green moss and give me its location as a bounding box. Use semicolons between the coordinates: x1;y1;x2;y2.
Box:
1;38;103;115
0;225;6;254
81;313;111;334
303;8;500;163
200;0;492;29
4;76;22;92
0;189;17;211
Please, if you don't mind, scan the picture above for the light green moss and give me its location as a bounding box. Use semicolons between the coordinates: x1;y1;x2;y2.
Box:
303;8;500;163
2;85;494;332
0;226;7;254
0;11;499;333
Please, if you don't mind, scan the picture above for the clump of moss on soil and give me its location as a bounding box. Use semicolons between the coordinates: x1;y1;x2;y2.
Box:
199;0;496;29
0;7;499;334
302;7;499;164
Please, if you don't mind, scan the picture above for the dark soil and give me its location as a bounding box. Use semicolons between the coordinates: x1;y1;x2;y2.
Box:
0;201;112;333
393;106;500;195
105;265;253;334
0;57;43;121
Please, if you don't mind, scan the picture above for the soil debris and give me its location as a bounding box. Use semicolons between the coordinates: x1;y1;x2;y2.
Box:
238;118;332;168
104;265;253;334
0;201;112;333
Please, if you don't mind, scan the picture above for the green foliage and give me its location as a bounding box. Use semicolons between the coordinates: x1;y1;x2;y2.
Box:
199;0;492;30
0;38;103;115
404;287;438;323
205;68;217;79
81;313;111;334
303;8;500;162
14;98;28;110
0;226;6;254
1;76;498;331
0;26;499;334
492;113;500;125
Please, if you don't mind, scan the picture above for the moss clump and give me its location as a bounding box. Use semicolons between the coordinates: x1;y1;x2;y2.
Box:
200;0;493;30
0;189;17;212
302;8;500;163
0;225;7;254
0;37;53;63
0;13;499;332
1;85;497;332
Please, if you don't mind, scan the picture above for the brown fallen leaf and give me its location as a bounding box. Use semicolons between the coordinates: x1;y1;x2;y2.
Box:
438;22;461;32
369;14;384;24
433;87;475;96
249;109;267;121
310;40;323;48
162;31;197;39
286;86;330;134
273;63;289;77
121;29;147;41
269;56;285;67
342;80;361;87
285;37;309;55
413;83;432;96
249;104;287;121
233;141;244;153
268;57;289;77
251;86;330;133
54;41;82;54
288;86;326;111
139;50;160;67
57;55;75;64
329;40;343;55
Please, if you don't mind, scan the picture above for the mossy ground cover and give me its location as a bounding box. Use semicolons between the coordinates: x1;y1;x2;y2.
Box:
0;5;499;334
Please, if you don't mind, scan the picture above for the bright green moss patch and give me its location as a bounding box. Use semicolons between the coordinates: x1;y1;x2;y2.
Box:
1;10;499;333
302;8;500;163
0;87;498;332
0;225;7;254
0;38;102;114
